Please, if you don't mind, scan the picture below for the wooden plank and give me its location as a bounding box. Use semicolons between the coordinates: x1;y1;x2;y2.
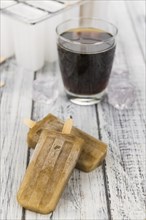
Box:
97;1;145;219
25;62;109;220
80;1;93;17
126;0;145;59
80;0;109;20
0;59;34;220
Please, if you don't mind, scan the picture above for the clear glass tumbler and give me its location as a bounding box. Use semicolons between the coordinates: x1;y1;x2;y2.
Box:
56;18;118;105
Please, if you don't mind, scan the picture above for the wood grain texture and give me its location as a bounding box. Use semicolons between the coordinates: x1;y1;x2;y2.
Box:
0;59;34;220
97;1;145;219
126;0;145;60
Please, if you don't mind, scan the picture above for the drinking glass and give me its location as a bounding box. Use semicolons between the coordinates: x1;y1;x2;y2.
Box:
56;18;118;105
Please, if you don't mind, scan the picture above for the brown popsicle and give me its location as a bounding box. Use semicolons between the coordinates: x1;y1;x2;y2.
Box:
17;118;84;214
26;114;107;172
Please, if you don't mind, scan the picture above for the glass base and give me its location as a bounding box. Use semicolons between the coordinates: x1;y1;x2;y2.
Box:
66;89;106;106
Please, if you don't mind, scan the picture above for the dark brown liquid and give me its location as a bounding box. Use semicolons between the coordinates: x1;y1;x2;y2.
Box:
58;28;116;95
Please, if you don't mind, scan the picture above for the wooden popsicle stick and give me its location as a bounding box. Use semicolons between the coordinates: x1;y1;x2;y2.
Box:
23;119;36;128
62;117;73;134
0;81;5;88
0;56;6;64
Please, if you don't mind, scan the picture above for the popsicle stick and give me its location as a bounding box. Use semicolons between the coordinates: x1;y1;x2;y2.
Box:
23;119;36;128
62;117;73;134
0;56;6;64
0;81;5;88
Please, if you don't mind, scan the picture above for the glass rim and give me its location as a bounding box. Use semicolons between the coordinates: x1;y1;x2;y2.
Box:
56;17;118;46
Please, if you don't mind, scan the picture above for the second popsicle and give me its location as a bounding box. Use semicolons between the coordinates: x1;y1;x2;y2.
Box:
26;113;107;172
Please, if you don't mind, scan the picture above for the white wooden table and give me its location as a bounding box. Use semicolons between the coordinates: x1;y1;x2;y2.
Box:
1;1;145;219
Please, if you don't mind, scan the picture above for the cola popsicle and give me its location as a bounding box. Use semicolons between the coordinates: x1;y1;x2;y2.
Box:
26;113;107;172
17;119;84;214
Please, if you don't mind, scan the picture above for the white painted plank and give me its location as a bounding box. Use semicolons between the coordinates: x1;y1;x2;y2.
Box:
126;0;145;59
0;59;34;220
25;62;109;220
80;0;110;20
97;1;145;219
